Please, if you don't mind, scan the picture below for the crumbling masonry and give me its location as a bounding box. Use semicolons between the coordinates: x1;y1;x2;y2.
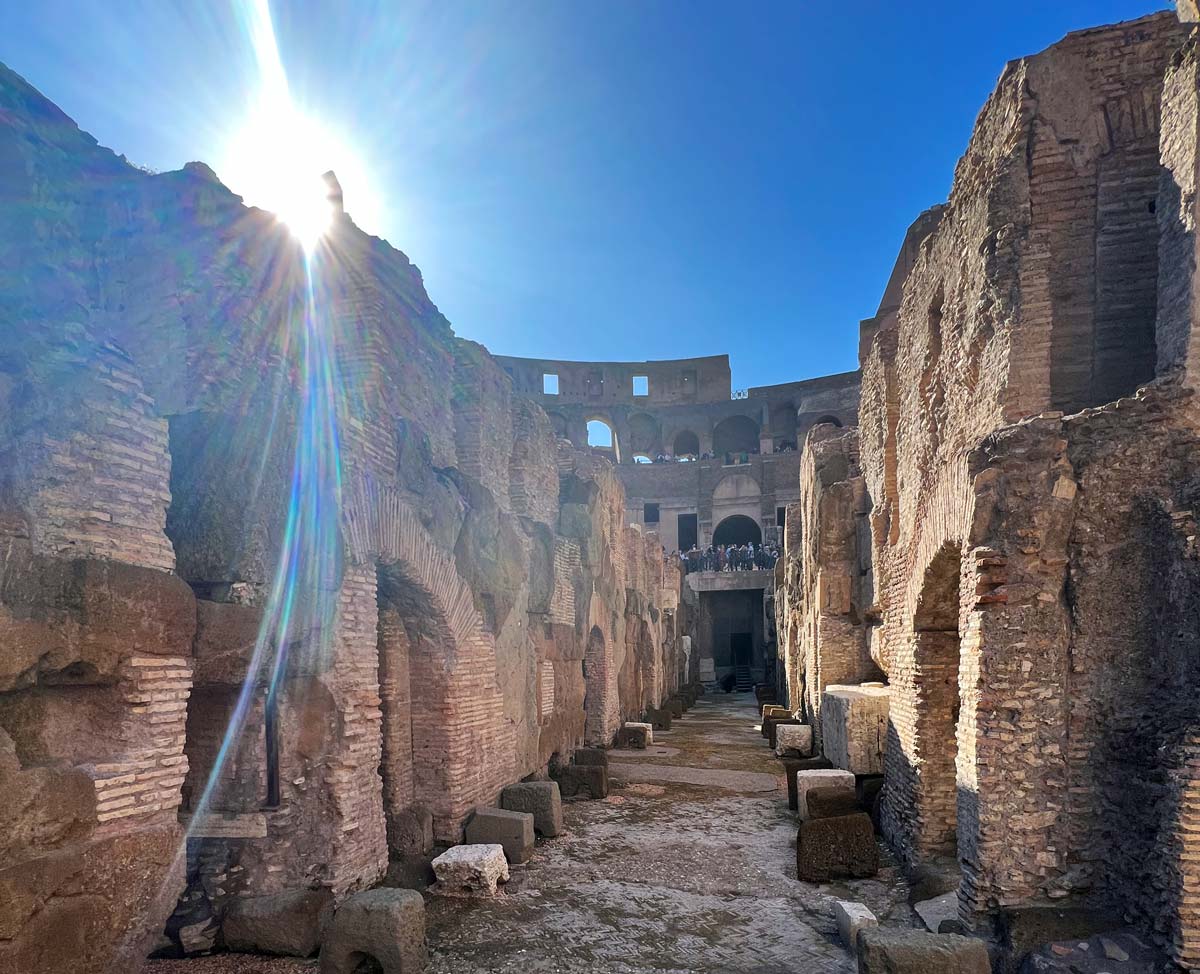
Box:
778;9;1200;967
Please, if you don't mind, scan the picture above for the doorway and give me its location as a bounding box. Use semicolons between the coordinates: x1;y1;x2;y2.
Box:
677;513;698;551
730;632;753;690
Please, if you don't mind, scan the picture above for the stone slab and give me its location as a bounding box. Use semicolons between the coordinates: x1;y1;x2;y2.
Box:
915;892;960;933
821;684;889;775
796;768;855;820
856;929;990;974
608;761;779;793
833;900;877;955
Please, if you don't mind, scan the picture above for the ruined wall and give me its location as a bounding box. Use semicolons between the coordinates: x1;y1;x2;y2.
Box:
793;426;878;746
0;61;680;972
855;14;1187;892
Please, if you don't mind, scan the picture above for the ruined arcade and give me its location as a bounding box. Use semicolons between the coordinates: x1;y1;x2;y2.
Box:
6;4;1200;974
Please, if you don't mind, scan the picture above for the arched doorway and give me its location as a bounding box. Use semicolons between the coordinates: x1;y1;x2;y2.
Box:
712;515;761;546
911;542;962;860
814;414;843;428
712;415;760;456
673;429;700;458
586;418;620;462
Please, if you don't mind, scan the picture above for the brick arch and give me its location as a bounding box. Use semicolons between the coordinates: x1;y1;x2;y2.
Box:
342;477;515;839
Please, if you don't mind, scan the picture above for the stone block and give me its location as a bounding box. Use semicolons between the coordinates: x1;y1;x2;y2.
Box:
796;813;879;882
775;722;813;757
856;929;989;974
699;659;716;682
761;705;790;736
555;764;609;799
501;781;563;838
223;887;334;957
782;756;834;811
667;697;683;718
464;807;535;864
319;888;426;973
915;892;959;933
617;722;652;748
821;684;889;775
797;768;855;819
755;684;778;704
387;804;434;857
573;746;608;768
646;707;672;731
834;900;877;954
431;844;509;896
767;716;802;749
807;786;862;819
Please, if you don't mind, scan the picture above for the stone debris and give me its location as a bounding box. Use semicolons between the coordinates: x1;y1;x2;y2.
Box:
431;845;510;897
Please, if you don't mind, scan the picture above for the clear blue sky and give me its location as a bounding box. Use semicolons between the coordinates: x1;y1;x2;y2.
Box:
2;0;1172;388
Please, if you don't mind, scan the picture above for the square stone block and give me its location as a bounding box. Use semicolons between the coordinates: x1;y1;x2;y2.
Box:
573;747;608;768
617;722;653;748
319;888;425;974
856;929;990;973
646;707;672;731
767;716;802;749
806;786;862;819
797;769;855;820
501;781;563;838
796;812;878;882
782;756;833;811
833;899;877;954
699;659;716;681
775;722;813;757
821;684;889;775
224;887;333;957
555;764;608;799
465;807;535;864
431;844;509;896
667;697;684;718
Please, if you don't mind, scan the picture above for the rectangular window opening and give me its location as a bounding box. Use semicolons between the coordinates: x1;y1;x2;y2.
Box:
776;506;786;527
644;502;660;524
632;375;649;397
543;373;559;395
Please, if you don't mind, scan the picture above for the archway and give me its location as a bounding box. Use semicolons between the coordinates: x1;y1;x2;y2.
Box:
712;515;761;546
586;418;619;462
814;414;843;428
672;429;700;458
627;413;660;456
712;415;760;456
911;542;962;860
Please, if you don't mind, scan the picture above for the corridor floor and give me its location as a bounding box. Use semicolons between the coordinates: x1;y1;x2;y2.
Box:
425;692;912;973
148;693;913;974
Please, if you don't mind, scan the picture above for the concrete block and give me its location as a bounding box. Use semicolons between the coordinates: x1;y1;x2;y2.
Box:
617;722;653;748
319;888;426;973
501;781;563;838
821;684;889;775
796;813;878;882
797;768;855;819
774;723;813;757
224;887;333;957
856;929;990;973
782;756;834;811
833;900;877;954
464;807;535;864
431;844;509;896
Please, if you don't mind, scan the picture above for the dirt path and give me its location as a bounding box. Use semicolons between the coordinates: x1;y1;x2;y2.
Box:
148;693;912;974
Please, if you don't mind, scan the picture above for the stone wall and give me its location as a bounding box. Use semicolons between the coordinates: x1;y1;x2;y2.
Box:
0;61;683;972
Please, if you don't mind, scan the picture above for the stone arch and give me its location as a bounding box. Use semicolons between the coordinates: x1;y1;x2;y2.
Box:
585;416;620;462
712;515;762;546
672;429;700;458
770;401;798;446
813;414;843;428
627;412;661;456
342;479;515;840
910;541;963;860
712;414;760;456
712;473;761;504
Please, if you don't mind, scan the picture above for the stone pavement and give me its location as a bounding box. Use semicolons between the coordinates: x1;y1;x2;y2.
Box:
423;692;912;973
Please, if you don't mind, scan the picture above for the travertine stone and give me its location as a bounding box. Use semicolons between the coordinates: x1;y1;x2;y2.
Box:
821;685;888;775
797;769;855;820
833;899;877;954
431;844;510;896
775;723;813;757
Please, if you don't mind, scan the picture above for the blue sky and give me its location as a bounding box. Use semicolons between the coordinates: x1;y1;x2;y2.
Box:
3;0;1172;388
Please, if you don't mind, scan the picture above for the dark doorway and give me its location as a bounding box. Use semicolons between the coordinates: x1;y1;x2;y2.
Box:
712;514;761;546
730;633;753;691
678;513;698;551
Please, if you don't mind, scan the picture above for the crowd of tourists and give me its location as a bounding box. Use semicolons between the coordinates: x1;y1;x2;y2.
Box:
675;542;779;574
